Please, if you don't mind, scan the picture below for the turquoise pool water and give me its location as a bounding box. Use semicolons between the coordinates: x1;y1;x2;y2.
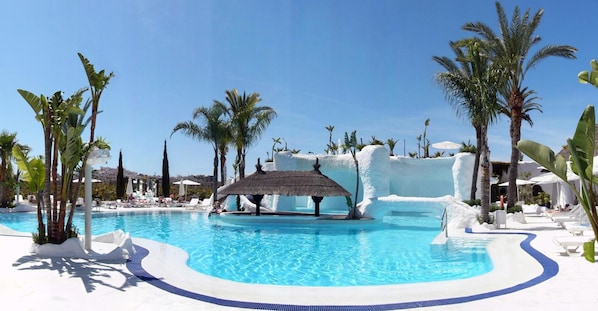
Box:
0;209;493;286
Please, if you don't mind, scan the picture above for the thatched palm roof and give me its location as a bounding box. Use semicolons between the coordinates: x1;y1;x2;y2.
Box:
219;158;350;216
219;170;350;197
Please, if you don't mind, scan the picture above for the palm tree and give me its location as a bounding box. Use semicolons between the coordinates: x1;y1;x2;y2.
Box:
434;38;503;222
218;139;230;185
463;1;577;207
422;119;431;158
0;131;19;207
325;125;335;154
219;89;277;179
386;138;398;156
368;136;384;145
172;103;228;206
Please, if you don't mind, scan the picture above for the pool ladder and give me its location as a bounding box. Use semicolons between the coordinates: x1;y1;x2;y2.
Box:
440;208;448;238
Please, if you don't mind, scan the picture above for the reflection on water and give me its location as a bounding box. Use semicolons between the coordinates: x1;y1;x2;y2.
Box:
0;209;492;286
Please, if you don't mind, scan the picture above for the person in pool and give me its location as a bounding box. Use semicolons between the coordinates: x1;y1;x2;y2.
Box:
212;200;226;214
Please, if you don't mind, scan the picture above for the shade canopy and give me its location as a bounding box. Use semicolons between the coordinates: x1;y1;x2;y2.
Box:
126;177;134;195
178;180;185;196
498;179;535;187
219;168;350;197
219;158;350;216
431;141;461;150
74;177;101;183
173;179;201;186
529;173;560;185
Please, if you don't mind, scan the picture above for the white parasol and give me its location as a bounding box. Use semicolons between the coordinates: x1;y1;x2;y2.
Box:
178;179;185;198
431;141;461;150
498;179;535;187
76;177;101;183
174;179;201;201
126;177;133;197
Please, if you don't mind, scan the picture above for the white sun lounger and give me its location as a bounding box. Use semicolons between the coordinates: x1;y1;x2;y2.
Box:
564;223;592;235
552;235;596;256
556;209;589;228
184;198;200;208
549;205;582;221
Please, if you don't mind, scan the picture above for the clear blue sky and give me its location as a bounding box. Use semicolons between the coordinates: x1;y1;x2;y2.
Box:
2;0;597;178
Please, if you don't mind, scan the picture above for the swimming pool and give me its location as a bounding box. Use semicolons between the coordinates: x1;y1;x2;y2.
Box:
0;208;492;286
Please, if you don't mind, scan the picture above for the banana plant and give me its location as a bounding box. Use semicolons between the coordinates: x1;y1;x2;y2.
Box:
578;59;598;86
13;146;45;242
517;105;598;262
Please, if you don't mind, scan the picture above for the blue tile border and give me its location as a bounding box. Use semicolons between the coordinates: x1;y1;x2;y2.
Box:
126;229;559;310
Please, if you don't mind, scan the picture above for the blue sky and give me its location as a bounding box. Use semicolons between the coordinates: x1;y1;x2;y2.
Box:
2;0;598;178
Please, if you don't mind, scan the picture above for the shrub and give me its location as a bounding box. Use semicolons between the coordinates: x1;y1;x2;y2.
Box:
462;199;481;206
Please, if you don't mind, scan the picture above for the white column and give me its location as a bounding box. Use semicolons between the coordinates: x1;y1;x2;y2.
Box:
84;147;111;252
84;164;92;251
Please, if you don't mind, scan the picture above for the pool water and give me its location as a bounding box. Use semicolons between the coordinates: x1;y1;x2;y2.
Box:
0;209;493;286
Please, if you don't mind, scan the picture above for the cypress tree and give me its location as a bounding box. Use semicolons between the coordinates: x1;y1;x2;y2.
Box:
116;150;124;199
162;140;170;197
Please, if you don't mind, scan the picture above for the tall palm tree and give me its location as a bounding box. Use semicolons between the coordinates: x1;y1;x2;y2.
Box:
434;38;503;222
219;89;277;179
422;118;431;158
172;103;228;206
325;125;335;154
463;1;577;207
218;138;230;185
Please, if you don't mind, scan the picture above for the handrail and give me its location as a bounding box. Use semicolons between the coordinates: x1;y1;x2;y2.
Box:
440;208;448;238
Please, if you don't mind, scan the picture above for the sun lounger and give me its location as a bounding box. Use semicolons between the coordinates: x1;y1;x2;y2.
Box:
184;198;200;209
552;235;596;256
564;222;591;235
549;205;582;221
556;211;589;229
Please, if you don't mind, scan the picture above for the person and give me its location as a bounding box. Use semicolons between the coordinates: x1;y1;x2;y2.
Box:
211;200;227;214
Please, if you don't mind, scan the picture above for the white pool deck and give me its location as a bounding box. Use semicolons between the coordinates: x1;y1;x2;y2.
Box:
1;207;598;310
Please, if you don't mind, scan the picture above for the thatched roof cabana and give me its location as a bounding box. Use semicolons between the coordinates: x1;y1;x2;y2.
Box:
219;158;350;216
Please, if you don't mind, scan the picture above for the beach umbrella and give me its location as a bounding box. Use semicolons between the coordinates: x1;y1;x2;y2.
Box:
76;177;101;183
126;177;133;197
431;141;461;150
178;179;185;200
174;179;201;201
174;179;202;186
498;179;535;187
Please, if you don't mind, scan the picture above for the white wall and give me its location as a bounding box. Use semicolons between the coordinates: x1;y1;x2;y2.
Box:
265;145;475;214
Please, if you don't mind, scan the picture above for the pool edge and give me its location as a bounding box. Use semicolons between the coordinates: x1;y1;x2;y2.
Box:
126;228;559;310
